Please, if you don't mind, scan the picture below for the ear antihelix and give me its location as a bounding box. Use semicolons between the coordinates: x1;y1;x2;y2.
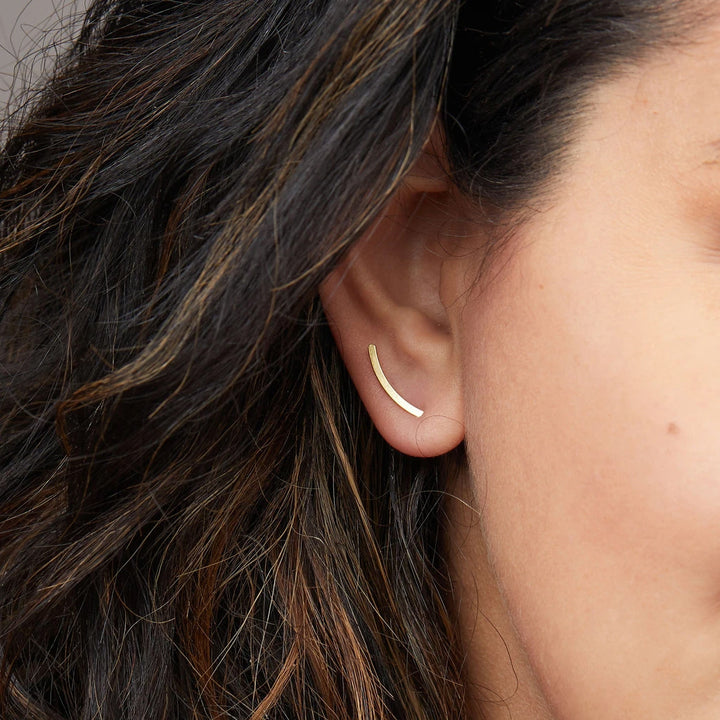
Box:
368;344;424;418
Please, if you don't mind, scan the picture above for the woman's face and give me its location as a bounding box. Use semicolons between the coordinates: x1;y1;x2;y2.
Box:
449;18;720;720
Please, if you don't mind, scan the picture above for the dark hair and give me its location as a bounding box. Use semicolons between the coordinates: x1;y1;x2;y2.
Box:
0;1;693;718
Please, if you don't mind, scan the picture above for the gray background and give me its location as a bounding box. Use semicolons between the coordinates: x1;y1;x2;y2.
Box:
1;0;83;112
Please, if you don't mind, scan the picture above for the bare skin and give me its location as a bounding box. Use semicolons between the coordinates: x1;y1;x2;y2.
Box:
322;15;720;719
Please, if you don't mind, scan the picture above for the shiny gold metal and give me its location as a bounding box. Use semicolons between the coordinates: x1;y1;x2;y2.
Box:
368;344;424;418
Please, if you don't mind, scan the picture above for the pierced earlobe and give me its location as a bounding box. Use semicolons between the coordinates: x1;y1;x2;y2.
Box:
368;344;424;418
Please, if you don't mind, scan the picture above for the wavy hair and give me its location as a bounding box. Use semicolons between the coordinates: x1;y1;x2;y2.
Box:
0;1;692;718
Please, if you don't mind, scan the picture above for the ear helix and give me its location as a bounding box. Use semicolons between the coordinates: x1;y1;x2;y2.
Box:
368;344;424;418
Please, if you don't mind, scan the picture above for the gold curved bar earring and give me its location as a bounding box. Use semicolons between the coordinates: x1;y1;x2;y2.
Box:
368;344;424;418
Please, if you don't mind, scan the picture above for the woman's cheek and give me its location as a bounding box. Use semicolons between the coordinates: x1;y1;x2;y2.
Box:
458;226;720;719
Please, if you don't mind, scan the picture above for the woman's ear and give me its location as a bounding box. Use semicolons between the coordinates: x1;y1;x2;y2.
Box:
319;137;466;457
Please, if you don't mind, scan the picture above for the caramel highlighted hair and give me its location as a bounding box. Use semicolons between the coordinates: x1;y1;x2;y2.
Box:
0;1;686;717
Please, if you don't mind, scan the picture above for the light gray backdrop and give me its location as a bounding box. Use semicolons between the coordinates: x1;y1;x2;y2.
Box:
1;0;83;111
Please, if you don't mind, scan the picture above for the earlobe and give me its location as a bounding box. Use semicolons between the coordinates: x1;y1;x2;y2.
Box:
319;138;466;458
363;340;464;458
